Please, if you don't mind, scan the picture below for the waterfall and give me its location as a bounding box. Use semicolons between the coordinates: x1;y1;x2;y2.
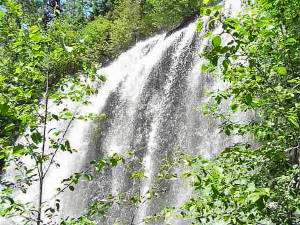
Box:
1;0;247;224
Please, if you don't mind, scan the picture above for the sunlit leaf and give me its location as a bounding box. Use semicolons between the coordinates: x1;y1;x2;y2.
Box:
277;67;287;75
196;21;204;33
212;36;221;47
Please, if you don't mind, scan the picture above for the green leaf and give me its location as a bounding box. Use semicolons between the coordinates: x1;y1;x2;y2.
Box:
212;36;222;47
277;67;287;75
0;104;9;114
29;26;39;33
213;6;223;11
203;0;209;5
230;103;239;113
31;132;42;144
99;75;106;83
212;56;218;66
202;8;212;16
32;45;41;51
225;128;230;136
211;165;224;178
215;96;221;105
245;94;252;105
197;21;204;33
211;184;219;196
201;64;208;73
13;145;23;154
248;192;260;203
83;174;93;181
4;124;15;132
255;22;266;28
52;114;59;120
69;186;75;191
64;140;71;152
287;116;299;128
56;203;60;211
30;32;42;43
0;10;5;18
286;38;297;44
204;32;212;38
98;211;105;217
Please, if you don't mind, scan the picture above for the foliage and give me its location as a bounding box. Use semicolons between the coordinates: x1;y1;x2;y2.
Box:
109;0;143;54
67;0;210;60
0;0;106;224
182;0;300;224
77;16;112;61
0;0;94;149
145;0;203;29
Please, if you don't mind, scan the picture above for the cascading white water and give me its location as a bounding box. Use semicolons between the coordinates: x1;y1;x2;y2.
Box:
1;0;248;224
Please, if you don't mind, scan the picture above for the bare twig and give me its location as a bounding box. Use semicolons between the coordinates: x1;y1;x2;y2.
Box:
43;113;76;179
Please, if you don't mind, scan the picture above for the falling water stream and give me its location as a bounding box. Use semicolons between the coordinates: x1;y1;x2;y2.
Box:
1;0;250;224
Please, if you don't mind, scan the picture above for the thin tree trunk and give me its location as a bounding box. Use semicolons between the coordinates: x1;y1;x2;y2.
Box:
37;71;49;225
